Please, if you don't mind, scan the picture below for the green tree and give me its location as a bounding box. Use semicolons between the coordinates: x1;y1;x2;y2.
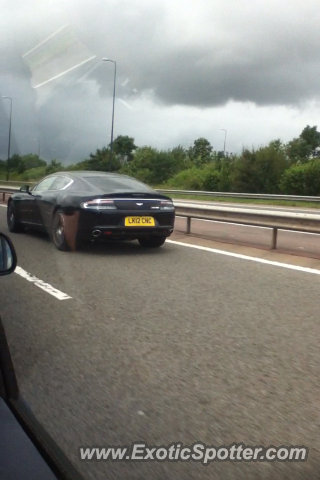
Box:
214;155;236;192
21;154;46;170
71;147;121;172
286;138;312;163
121;146;185;185
286;126;320;163
88;147;121;171
232;141;288;193
18;161;26;174
8;154;23;171
300;125;320;151
112;135;137;163
45;159;64;175
169;145;189;171
187;138;213;166
18;154;46;173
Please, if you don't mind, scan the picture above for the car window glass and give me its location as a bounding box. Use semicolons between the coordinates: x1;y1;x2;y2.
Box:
33;177;58;192
84;176;153;193
50;177;73;190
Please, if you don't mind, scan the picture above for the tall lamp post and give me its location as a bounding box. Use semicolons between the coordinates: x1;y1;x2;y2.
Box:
221;129;227;157
102;58;117;162
2;96;12;181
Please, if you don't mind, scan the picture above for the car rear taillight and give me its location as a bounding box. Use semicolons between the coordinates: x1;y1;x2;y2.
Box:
160;200;174;210
80;199;117;210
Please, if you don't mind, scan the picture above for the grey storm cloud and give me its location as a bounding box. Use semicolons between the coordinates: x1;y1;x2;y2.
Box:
4;0;320;107
64;0;320;108
74;0;320;108
1;0;320;161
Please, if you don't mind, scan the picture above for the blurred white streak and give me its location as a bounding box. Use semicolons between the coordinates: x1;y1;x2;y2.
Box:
118;98;133;109
121;78;130;87
76;62;101;83
22;23;69;58
33;55;97;88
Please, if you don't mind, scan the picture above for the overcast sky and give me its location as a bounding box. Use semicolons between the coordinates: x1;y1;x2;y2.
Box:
1;0;320;164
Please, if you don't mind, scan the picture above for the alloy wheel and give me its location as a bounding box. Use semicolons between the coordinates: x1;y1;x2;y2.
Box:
52;213;65;247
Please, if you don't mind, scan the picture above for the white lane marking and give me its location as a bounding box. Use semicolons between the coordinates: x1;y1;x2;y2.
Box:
280;230;320;236
1;205;71;299
14;266;72;300
166;240;320;276
2;203;319;278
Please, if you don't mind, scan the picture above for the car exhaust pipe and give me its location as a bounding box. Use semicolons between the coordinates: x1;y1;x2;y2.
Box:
92;230;101;237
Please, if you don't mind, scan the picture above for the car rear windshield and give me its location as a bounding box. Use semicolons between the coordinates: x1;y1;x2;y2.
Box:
84;176;153;193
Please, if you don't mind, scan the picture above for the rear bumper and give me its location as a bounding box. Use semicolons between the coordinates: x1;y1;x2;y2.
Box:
77;210;175;241
88;226;173;241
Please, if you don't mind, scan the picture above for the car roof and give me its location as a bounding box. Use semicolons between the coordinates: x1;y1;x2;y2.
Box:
50;171;130;178
43;171;154;191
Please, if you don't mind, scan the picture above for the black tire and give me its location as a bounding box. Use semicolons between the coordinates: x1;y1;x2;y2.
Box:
138;236;166;248
51;210;70;251
7;201;25;233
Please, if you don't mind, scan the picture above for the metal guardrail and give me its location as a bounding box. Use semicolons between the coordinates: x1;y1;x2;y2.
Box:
0;186;20;202
1;187;320;250
0;184;34;200
1;190;15;202
0;181;37;186
157;189;320;203
174;202;320;250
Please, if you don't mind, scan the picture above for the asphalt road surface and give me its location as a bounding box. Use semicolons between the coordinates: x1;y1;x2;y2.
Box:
1;205;320;480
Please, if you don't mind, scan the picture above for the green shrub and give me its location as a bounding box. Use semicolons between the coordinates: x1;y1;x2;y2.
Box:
279;160;320;195
167;167;206;190
201;164;222;191
20;166;47;181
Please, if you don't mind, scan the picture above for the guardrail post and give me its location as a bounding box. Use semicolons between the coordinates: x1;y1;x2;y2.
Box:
271;228;278;250
186;217;191;234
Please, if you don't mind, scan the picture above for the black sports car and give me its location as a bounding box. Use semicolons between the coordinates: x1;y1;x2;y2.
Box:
7;171;175;251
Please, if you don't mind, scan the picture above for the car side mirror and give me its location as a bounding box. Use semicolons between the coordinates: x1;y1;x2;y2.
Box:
20;185;31;194
0;233;17;276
